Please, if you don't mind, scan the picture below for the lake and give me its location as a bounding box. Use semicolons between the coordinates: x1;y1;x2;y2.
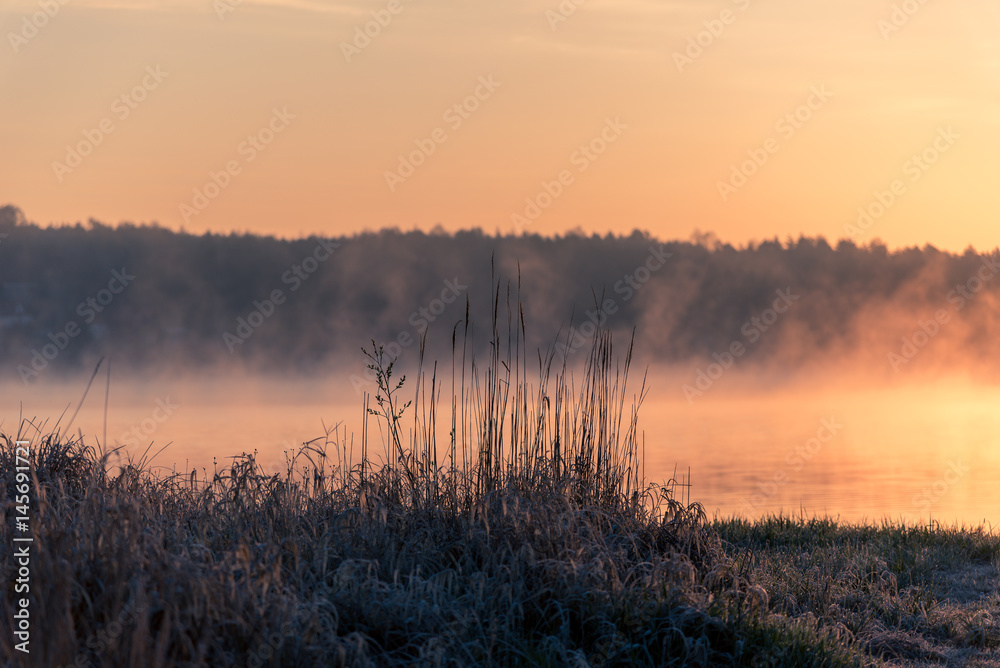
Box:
5;371;998;526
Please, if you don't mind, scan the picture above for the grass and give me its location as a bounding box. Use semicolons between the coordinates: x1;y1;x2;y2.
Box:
1;276;998;666
714;516;1000;666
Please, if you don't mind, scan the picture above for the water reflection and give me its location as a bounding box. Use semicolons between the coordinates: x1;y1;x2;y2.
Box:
4;373;998;526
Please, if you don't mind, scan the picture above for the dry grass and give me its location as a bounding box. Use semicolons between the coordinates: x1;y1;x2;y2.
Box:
0;426;865;667
3;277;975;666
716;516;1000;667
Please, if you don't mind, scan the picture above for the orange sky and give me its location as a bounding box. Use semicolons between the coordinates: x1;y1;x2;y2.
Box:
1;0;998;251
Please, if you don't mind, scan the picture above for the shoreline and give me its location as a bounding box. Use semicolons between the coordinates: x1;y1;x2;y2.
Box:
2;434;998;667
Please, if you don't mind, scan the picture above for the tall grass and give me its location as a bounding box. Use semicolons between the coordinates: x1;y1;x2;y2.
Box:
0;278;867;667
361;268;652;515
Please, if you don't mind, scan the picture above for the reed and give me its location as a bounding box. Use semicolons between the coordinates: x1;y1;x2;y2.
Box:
360;268;653;517
2;278;950;667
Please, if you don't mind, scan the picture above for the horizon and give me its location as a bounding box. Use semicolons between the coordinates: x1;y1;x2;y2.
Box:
5;204;1000;255
2;1;999;252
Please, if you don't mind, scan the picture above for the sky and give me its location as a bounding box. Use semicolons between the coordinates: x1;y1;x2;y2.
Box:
1;0;998;251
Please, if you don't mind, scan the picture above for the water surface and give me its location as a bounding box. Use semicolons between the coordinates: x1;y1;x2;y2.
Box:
5;373;998;526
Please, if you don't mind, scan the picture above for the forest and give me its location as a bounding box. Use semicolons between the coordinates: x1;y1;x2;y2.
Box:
2;204;998;384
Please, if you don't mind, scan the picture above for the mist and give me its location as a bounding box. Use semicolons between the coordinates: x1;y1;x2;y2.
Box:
4;205;1000;521
2;205;999;393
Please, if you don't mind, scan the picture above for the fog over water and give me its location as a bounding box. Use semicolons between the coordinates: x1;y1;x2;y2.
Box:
5;209;1000;383
6;368;999;527
4;212;1000;524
